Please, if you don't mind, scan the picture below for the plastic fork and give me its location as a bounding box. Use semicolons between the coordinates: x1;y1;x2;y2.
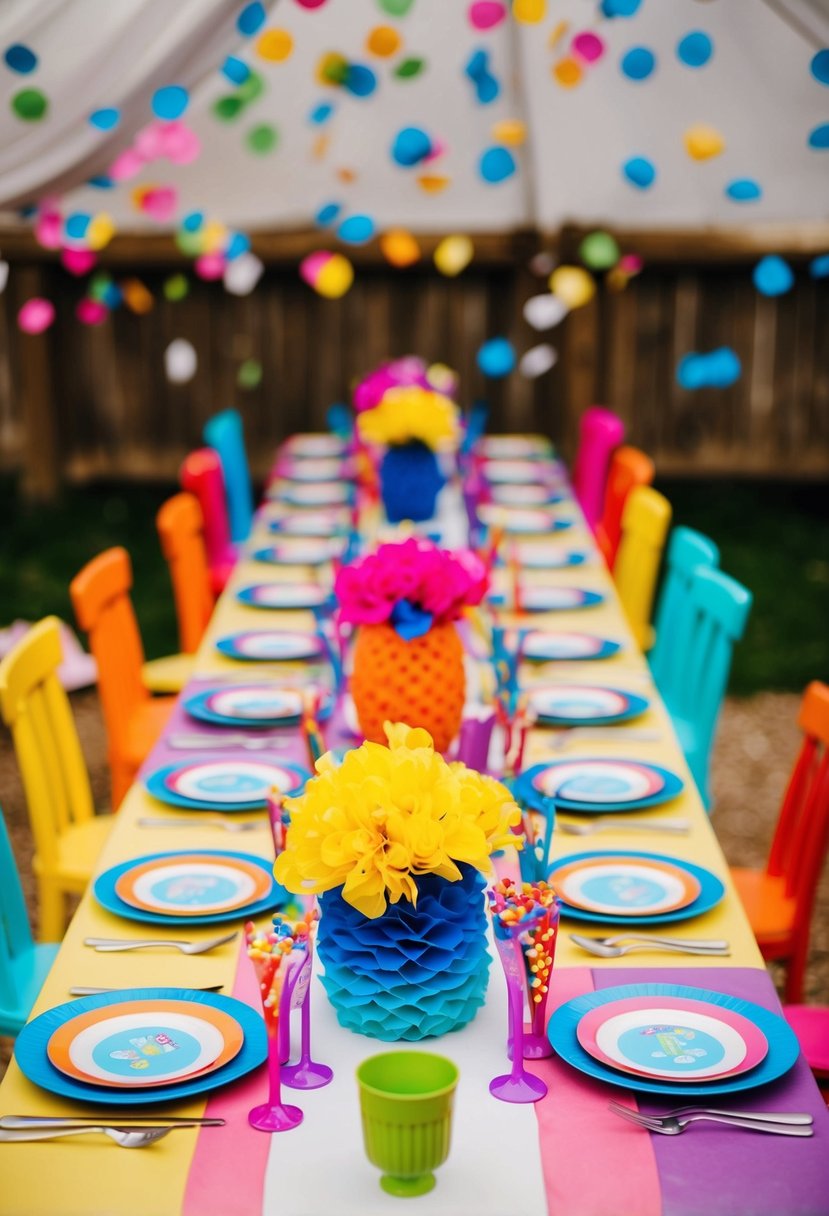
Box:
137;817;262;833
608;1103;814;1137
569;935;730;958
0;1126;186;1147
578;933;729;949
84;931;238;954
559;817;690;836
167;733;291;751
607;1101;812;1127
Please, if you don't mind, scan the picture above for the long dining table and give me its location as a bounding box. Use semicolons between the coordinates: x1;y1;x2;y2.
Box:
1;437;828;1216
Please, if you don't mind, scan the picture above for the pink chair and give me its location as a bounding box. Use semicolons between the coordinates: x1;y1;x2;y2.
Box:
571;406;625;532
180;449;237;595
783;1006;829;1097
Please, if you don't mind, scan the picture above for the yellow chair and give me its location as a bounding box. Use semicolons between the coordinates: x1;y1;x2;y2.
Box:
612;486;672;651
0;617;112;940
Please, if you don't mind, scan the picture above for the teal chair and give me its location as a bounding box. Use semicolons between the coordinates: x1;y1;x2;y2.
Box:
649;527;720;694
203;409;254;544
660;566;752;811
0;809;59;1036
326;401;353;440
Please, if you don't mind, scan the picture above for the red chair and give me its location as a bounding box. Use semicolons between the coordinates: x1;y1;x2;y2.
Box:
595;446;655;567
731;682;829;1003
571;407;625;532
180;449;237;595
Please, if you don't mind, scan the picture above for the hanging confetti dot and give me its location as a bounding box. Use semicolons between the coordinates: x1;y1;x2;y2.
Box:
121;279;154;314
523;293;568;329
377;0;414;14
238;358;263;389
18;298;55;334
76;298;108;326
247;123;278;153
195;253;226;281
553;58;582;88
152;85;188;121
225;232;251;260
549;265;595;309
214;96;245;122
367;26;401;56
224;252;264;296
620;47;655;80
394;57;425;79
572;32;605;64
602;0;641;14
520;344;557;378
513;0;546;23
809;254;829;279
309;101;335;124
12;88;48;121
300;251;354;298
753;255;793;296
623;155;656;189
295;0;329;7
61;248;96;276
417;174;449;192
434;234;473;276
480;146;516;183
89;107;120;131
65;212;91;241
725;178;762;202
466;49;500;104
492;119;526;146
677;31;713;68
677;348;740;390
345;64;377;96
808;123;829;149
315;202;341;226
579;231;620;271
684;124;724;160
468;2;506;30
87;174;114;189
222;56;250;85
256;29;294;62
338;214;375;244
549;21;569;48
164;273;189;301
392;126;432;165
165;338;198;383
4;44;37;73
477;338;515;377
87;213;116;250
237;2;267;36
380;229;421;267
810;50;829;85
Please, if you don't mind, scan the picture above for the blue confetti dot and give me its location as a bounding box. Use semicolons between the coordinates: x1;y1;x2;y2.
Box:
810;49;829;85
222;56;250;85
89;107;120;131
65;212;91;240
87;174;114;189
478;338;515;378
315;202;341;227
677;31;712;68
725;178;762;202
338;214;375;244
677;348;741;390
620;47;656;81
392;126;431;166
4;44;37;74
623;155;656;189
225;232;251;260
808;122;829;149
810;253;829;279
344;64;377;97
466;50;488;80
753;255;794;297
237;2;266;36
309;101;334;125
480;145;516;183
601;0;641;15
182;211;204;232
151;85;188;121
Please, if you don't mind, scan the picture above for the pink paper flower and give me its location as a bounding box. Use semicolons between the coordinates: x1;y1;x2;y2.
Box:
335;539;489;627
353;356;430;413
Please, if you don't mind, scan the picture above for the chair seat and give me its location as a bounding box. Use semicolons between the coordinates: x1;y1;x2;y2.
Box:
730;866;796;947
783;1006;829;1074
142;652;196;695
124;695;176;767
0;942;60;1036
36;813;113;889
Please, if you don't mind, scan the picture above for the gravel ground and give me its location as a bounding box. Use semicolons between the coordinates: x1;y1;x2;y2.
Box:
1;690;827;1079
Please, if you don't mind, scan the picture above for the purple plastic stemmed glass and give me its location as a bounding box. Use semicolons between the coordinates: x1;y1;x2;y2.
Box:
249;958;304;1133
489;926;548;1103
281;946;333;1090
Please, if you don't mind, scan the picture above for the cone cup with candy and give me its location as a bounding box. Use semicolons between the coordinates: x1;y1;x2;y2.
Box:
246;919;306;1132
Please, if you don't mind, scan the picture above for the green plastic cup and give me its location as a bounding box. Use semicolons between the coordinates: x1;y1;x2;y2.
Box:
356;1051;460;1198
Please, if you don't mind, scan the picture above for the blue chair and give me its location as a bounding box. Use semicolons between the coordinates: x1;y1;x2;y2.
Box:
203;409;254;544
0;809;59;1036
660;566;752;810
649;527;720;694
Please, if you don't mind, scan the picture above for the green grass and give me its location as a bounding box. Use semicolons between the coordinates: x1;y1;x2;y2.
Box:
1;476;826;696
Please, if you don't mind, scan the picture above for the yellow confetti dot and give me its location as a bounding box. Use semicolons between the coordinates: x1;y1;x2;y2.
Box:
514;0;546;23
257;29;294;62
684;124;725;161
553;56;582;88
492;119;526;146
87;212;115;250
312;133;330;160
380;228;421;267
366;25;401;57
549;265;596;309
434;234;473;277
417;174;450;193
548;20;569;48
202;220;228;254
317;51;348;86
316;253;354;299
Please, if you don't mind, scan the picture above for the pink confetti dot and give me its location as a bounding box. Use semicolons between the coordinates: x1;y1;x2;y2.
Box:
195;252;226;280
18;297;55;334
468;1;507;30
76;298;108;325
110;148;146;181
161;121;201;165
140;186;178;222
572;31;605;63
61;248;97;275
294;0;328;6
35;211;62;250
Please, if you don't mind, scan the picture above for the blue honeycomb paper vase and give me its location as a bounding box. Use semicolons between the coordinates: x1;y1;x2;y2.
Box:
379;440;445;524
317;865;490;1041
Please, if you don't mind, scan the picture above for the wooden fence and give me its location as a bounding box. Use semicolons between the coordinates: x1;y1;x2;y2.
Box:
1;224;827;498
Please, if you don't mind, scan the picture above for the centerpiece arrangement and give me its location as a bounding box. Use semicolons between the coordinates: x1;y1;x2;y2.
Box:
275;721;521;1041
335;537;488;752
353;356;460;523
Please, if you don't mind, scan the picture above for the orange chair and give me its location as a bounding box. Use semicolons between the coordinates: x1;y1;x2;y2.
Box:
595;446;655;567
70;548;175;808
731;682;829;1004
156;493;215;655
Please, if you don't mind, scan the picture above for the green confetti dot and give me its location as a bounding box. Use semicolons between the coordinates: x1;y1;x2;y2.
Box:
88;272;114;303
213;95;245;122
175;229;203;257
237;358;263;390
237;70;265;104
378;0;414;15
247;123;278;154
394;57;425;79
164;273;190;302
12;88;48;121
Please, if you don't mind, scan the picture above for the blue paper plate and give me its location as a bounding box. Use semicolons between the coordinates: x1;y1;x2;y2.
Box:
252;543;341;567
498;588;605;614
144;760;309;811
514;759;684;814
183;686;333;730
265;518;349;538
523;633;622;662
94;849;290;926
215;631;323;663
528;686;650;727
506;549;588;570
236;584;335;611
547;982;800;1096
548;850;725;926
15;988;267;1105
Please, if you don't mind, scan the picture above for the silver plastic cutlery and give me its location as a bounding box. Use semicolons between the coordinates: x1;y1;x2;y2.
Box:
607;1102;812;1127
548;728;662;751
167;733;291;751
1;1116;225;1129
559;817;690;836
609;1103;814;1137
69;984;224;995
137;816;262;833
84;931;238;955
577;933;730;949
569;934;730;958
0;1126;187;1147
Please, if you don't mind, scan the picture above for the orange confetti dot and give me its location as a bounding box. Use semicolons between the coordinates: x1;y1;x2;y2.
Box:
366;25;401;57
380;228;421;267
121;278;154;314
312;133;330;159
491;119;526;146
337;167;357;183
417;174;450;193
257;28;293;62
553;57;582;88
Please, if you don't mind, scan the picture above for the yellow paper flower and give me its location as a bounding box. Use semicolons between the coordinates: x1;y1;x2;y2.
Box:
274;721;521;918
356;386;459;451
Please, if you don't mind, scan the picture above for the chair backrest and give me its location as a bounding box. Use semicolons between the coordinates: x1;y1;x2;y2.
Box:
180;447;235;575
595;446;655;567
69;548;147;758
326;401;353;439
571;406;625;530
156;493;214;654
0;808;35;1009
613;486;672;651
649;527;720;697
0;619;95;876
203;408;254;543
665;564;753;787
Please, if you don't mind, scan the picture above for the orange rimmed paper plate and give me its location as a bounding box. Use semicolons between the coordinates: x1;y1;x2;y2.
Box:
114;851;273;916
551;854;701;917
